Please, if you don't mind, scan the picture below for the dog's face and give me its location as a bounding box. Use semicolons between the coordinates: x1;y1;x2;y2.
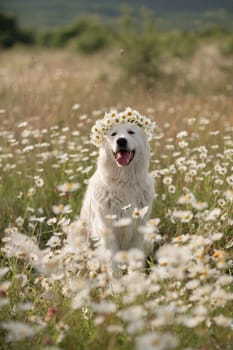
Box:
103;122;150;168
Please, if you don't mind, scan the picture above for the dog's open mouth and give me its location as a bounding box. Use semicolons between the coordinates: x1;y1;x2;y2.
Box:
114;150;135;167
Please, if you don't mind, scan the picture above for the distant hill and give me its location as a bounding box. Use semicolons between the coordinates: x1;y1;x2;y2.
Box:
1;0;233;30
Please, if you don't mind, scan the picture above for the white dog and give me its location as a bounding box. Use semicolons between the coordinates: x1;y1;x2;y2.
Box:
4;108;155;274
81;108;155;264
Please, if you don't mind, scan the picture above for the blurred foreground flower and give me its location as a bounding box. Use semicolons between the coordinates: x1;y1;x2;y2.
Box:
46;236;61;248
72;103;80;111
56;182;80;193
136;332;179;350
52;204;72;215
1;321;35;342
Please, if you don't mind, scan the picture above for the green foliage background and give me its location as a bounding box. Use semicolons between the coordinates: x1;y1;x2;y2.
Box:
1;10;233;83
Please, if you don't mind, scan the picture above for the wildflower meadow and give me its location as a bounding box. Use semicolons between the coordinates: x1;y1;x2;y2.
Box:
0;46;233;350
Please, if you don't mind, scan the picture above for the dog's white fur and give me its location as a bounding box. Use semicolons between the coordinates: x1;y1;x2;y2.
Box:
81;122;155;260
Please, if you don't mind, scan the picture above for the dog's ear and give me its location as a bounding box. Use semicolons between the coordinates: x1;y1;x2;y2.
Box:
98;143;116;174
142;132;150;156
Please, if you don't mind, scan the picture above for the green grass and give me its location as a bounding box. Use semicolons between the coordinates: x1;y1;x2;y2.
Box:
0;47;233;349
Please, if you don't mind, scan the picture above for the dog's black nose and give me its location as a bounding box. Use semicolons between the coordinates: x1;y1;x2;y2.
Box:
117;138;127;148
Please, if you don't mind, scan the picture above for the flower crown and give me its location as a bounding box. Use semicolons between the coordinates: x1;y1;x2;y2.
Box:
90;107;155;147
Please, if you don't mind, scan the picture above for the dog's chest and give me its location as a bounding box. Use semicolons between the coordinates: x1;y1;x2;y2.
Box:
96;183;150;218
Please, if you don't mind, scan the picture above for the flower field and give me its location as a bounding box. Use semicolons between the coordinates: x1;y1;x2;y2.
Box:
0;48;233;350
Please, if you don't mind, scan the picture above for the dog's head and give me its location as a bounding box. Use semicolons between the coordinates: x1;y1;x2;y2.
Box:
102;122;150;168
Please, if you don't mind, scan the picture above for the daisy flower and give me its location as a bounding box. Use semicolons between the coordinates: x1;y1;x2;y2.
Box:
132;206;149;219
56;182;80;193
52;204;72;215
1;321;35;342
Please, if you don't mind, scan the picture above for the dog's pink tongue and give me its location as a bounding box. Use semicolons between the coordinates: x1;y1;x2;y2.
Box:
115;151;133;166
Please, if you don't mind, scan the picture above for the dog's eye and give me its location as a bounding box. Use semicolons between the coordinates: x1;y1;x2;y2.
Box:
111;132;117;137
128;130;135;135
